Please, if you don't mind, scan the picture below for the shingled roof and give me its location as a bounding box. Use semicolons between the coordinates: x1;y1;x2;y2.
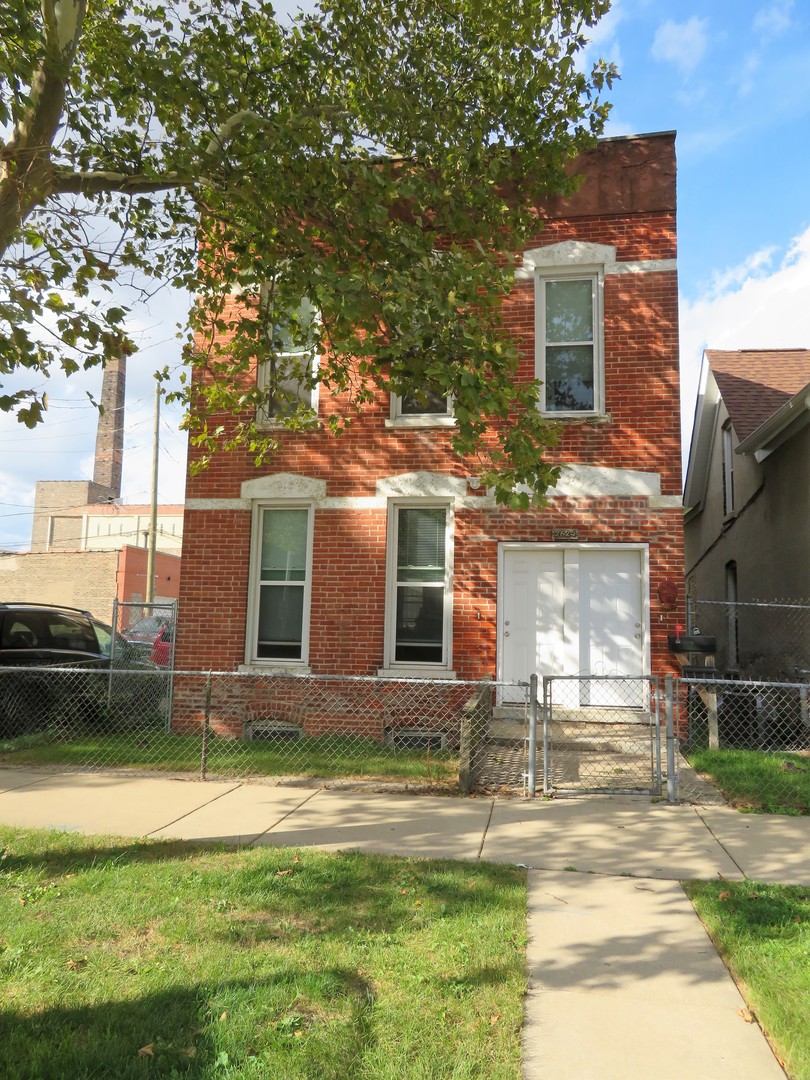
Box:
707;349;810;441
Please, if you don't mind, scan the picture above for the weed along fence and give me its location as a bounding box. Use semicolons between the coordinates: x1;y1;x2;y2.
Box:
0;667;807;808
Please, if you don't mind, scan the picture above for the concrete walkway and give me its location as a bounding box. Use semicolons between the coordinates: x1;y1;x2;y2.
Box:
2;769;807;1078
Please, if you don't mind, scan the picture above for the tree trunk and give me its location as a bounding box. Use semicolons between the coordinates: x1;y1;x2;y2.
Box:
0;0;87;258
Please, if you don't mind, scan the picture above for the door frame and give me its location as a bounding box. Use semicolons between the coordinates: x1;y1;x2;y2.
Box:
496;542;651;690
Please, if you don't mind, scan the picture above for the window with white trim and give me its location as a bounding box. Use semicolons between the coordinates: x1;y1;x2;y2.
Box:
386;502;453;668
249;505;312;662
536;272;603;415
390;386;453;422
257;294;319;424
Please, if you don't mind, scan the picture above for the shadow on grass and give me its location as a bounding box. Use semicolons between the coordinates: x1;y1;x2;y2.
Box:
0;827;525;938
0;830;527;1079
438;963;520;995
0;969;376;1080
685;879;810;940
686;748;810;814
191;848;525;938
0;832;236;877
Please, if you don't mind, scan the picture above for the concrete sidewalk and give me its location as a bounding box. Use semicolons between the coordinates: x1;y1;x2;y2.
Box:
2;768;807;1078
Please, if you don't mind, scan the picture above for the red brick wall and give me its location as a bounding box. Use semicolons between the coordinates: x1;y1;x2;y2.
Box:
452;502;685;682
176;133;684;684
183;208;680;499
177;500;684;679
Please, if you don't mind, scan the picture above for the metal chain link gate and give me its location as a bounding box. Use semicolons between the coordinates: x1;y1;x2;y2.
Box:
529;675;662;797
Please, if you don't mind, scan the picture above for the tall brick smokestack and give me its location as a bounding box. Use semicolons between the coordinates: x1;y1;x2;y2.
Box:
93;355;126;497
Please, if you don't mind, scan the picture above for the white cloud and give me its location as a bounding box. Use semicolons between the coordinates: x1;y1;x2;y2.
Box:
582;0;625;50
733;50;762;99
652;17;709;74
680;225;810;468
579;0;625;76
704;243;778;297
753;0;793;39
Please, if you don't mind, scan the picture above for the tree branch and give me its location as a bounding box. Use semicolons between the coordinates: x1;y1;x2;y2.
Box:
202;105;353;157
41;0;86;55
50;169;205;196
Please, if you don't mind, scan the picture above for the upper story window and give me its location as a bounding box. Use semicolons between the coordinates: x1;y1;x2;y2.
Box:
536;272;604;416
722;421;735;516
257;293;319;425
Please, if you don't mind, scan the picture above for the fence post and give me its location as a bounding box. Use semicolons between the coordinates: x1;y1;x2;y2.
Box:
653;677;663;797
201;671;212;781
542;676;551;796
705;684;719;749
107;597;120;709
459;681;490;795
527;674;538;797
665;675;677;804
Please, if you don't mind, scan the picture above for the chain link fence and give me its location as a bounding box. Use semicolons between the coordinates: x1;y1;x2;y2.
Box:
0;667;530;793
112;599;177;671
538;676;662;796
2;663;808;811
687;598;810;680
672;675;810;811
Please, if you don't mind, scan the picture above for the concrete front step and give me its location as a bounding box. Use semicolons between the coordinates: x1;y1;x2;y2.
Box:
493;707;654;726
489;720;656;754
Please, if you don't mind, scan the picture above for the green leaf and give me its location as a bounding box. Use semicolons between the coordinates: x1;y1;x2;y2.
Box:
0;0;613;496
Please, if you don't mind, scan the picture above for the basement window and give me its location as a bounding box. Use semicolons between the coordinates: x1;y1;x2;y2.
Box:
385;728;447;751
245;720;302;742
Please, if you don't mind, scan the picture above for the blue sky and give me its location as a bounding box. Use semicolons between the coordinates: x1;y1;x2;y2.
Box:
594;0;810;293
2;0;809;551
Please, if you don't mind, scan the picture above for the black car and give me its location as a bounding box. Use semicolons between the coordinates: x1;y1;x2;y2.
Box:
0;603;159;737
0;603;132;667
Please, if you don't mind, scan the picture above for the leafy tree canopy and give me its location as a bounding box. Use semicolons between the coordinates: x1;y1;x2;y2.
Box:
0;0;615;504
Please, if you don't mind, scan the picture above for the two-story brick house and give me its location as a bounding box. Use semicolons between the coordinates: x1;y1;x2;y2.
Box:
175;131;683;706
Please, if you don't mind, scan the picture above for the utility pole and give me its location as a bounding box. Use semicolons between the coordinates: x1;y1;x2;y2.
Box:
145;376;162;604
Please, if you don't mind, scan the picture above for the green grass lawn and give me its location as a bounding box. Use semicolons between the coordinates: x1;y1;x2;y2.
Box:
685;748;810;814
685;880;810;1080
0;826;525;1079
0;732;459;787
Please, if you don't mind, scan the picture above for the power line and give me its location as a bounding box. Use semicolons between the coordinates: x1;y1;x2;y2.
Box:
0;498;108;521
0;517;183;552
0;489;183;522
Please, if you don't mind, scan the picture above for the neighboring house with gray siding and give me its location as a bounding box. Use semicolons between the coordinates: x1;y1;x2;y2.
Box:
684;348;810;672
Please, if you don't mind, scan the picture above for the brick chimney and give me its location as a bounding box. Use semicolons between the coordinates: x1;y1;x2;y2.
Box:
92;355;126;497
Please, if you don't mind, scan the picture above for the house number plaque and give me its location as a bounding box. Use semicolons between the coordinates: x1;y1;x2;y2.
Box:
552;528;580;541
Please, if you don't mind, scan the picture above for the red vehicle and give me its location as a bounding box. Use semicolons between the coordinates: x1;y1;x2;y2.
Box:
150;622;175;668
122;613;175;668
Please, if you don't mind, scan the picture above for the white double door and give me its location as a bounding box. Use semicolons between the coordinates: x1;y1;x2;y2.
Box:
499;545;647;706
